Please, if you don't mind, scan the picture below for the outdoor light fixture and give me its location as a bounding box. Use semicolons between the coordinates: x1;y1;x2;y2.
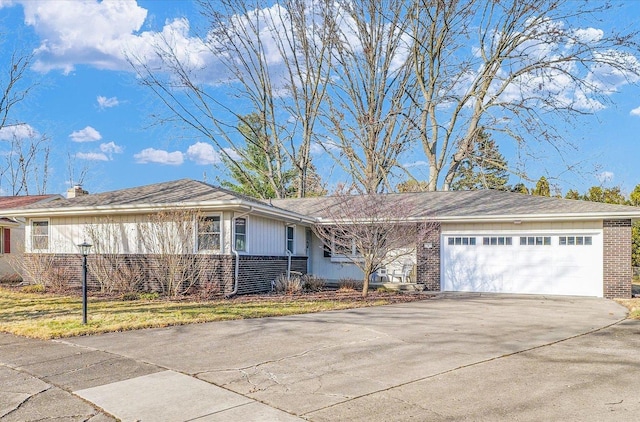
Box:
77;241;92;324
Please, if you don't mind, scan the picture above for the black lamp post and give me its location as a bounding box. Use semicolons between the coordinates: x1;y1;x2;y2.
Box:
77;241;92;324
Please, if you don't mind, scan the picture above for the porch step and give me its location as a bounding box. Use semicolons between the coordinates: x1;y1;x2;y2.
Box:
372;282;425;292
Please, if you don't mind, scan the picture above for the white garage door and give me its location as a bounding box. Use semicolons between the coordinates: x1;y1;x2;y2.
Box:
442;233;603;297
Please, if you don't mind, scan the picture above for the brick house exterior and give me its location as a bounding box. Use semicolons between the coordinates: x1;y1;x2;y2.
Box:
603;219;632;299
6;179;640;298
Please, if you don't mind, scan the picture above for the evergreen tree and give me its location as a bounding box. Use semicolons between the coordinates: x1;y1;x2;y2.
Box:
221;113;324;199
396;179;429;192
564;189;581;200
451;131;509;191
532;176;550;197
511;183;529;194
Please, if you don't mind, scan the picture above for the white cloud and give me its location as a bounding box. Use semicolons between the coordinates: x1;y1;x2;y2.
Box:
97;95;119;109
0;123;38;140
404;160;428;168
310;141;340;155
134;148;183;165
630;106;640;117
100;141;123;154
186;142;220;165
572;28;604;45
69;126;102;142
222;147;241;161
76;152;108;161
597;171;614;183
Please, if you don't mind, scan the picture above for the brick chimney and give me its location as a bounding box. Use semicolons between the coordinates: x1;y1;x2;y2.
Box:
67;185;88;199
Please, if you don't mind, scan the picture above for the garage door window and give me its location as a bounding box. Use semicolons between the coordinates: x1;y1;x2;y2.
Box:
482;236;512;246
447;237;476;246
520;236;551;246
559;236;592;246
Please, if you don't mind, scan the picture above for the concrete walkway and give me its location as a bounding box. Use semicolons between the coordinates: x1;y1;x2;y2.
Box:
2;294;639;421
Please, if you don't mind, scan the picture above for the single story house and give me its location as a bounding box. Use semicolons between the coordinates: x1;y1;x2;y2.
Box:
4;179;640;298
0;194;61;280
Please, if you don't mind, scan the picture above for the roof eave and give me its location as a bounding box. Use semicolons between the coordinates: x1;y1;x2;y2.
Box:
1;199;316;225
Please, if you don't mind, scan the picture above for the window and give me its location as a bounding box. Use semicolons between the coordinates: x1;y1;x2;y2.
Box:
234;218;247;251
447;237;476;246
31;220;49;250
333;233;353;256
0;228;8;254
198;216;221;251
482;236;512;246
520;236;551;246
286;226;295;253
559;236;592;246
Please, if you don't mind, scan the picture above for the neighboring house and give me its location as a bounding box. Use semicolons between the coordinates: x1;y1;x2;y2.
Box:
0;194;62;280
4;179;640;298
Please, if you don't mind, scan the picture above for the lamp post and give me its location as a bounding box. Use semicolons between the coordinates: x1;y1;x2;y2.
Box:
77;242;92;324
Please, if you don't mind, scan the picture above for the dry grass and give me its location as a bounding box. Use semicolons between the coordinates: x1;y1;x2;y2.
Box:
0;287;422;339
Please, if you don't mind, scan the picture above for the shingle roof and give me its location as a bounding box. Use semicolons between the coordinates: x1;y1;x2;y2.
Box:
272;189;640;220
16;179;271;210
8;180;640;222
0;195;60;210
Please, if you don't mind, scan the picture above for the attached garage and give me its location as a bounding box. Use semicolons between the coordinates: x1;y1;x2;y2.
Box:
441;222;603;297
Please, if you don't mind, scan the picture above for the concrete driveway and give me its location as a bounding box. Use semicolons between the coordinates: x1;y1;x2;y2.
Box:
61;294;639;421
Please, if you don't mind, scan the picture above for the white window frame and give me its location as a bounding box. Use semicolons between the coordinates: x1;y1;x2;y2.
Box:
519;236;551;246
330;234;363;263
234;217;248;252
482;236;513;246
559;235;593;246
447;236;477;246
31;219;50;251
286;225;295;254
197;213;222;252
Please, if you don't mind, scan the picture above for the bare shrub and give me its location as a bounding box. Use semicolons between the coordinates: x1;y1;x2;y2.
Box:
85;218;144;294
337;277;363;292
193;281;224;300
138;209;206;297
301;274;325;292
273;274;302;294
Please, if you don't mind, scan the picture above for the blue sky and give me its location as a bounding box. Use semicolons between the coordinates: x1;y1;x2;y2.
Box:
1;0;640;197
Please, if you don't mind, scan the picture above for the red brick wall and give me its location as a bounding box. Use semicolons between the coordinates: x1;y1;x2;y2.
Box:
416;223;441;291
603;219;632;299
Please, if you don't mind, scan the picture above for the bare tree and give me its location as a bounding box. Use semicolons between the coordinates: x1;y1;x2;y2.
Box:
313;192;435;296
0;47;34;132
137;209;205;297
405;0;640;190
0;131;50;195
320;0;414;194
129;0;334;198
84;218;145;294
0;43;50;195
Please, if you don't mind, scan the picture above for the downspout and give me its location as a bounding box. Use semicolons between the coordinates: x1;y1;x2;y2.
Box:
226;207;253;298
286;250;292;280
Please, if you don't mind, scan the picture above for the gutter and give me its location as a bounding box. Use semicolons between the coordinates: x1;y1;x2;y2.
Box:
226;207;253;298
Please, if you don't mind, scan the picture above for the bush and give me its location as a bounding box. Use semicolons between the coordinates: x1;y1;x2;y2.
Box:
21;284;45;294
139;292;160;301
301;274;325;292
337;277;363;292
120;292;140;301
273;274;302;294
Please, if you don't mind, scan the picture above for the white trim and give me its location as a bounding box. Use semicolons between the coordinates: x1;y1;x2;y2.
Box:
30;218;50;252
196;213;223;253
285;224;295;254
233;216;248;253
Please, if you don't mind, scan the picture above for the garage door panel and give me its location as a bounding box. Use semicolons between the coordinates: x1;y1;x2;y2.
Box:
442;233;603;297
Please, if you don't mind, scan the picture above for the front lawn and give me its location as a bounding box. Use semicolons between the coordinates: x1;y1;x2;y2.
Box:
0;287;425;339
